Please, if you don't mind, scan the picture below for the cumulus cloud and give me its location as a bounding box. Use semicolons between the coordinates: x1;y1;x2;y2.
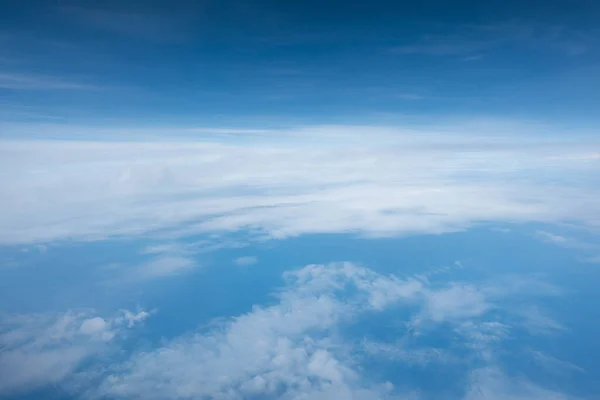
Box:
97;263;409;400
1;124;599;245
93;262;572;400
0;309;149;396
0;261;573;399
79;316;112;339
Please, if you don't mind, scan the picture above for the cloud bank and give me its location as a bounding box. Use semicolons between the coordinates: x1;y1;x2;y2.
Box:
93;262;574;400
1;124;599;246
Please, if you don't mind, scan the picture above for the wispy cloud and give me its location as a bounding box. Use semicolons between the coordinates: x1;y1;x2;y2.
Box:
517;306;566;336
0;123;599;245
59;5;192;42
139;256;196;278
535;230;589;249
464;367;576;400
528;350;586;375
392;38;491;56
234;256;258;267
0;72;99;90
0;309;148;396
390;21;598;58
362;339;452;366
91;262;574;400
535;230;600;263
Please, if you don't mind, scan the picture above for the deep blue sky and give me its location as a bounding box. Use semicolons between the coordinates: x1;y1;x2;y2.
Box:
1;0;599;127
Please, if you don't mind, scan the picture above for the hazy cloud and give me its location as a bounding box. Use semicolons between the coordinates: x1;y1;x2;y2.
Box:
0;309;148;396
94;262;572;399
1;123;599;246
234;256;258;267
0;72;99;90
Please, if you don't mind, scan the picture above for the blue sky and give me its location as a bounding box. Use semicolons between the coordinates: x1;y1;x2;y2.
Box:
1;1;600;400
1;0;600;129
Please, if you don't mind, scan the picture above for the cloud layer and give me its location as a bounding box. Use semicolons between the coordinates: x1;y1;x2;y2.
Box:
1;124;599;246
0;309;148;396
93;262;574;400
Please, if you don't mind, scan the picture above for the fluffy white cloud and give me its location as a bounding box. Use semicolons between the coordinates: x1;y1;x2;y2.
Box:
1;123;599;245
0;309;148;396
79;316;113;340
95;263;427;399
0;261;573;399
94;262;572;400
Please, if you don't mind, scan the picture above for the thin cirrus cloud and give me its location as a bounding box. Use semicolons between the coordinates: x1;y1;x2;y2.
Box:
390;22;597;57
1;122;599;246
0;72;100;91
92;262;574;400
234;256;258;267
535;230;600;264
58;4;194;42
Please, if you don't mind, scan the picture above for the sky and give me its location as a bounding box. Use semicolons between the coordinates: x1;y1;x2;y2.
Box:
1;0;600;129
1;1;600;400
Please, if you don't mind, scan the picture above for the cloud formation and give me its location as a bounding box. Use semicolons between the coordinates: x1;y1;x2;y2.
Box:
0;309;148;396
0;72;99;90
94;262;573;400
535;230;600;263
1;124;599;246
234;256;258;267
98;263;407;400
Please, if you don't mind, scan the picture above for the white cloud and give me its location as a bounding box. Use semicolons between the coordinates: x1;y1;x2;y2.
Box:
528;350;586;375
535;230;600;263
140;256;196;277
109;253;198;281
0;309;148;396
423;284;490;322
1;123;599;245
535;230;592;250
584;255;600;264
116;310;151;328
464;367;575;400
0;72;98;90
0;262;572;399
94;262;574;400
95;263;428;399
234;256;258;267
362;340;452;366
79;316;112;340
517;306;566;336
